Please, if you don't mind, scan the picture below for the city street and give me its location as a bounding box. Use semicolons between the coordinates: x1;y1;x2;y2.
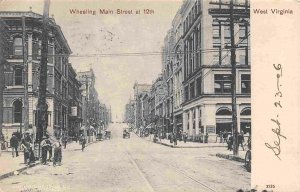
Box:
0;123;250;192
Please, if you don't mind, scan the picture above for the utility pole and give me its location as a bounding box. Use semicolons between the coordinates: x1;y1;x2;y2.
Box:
22;16;29;134
37;0;50;142
229;0;238;156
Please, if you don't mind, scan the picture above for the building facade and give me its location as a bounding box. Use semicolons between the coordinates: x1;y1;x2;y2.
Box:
0;11;81;140
77;69;109;137
133;82;151;130
0;18;9;139
181;0;250;140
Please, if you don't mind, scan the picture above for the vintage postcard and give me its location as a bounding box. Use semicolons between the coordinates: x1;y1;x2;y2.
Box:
0;0;299;192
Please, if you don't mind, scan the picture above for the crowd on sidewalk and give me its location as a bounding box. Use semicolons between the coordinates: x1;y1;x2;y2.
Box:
137;128;251;152
0;131;71;167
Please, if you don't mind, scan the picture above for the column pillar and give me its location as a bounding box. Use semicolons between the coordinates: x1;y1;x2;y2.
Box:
195;106;199;135
183;111;187;133
189;109;193;136
237;104;241;132
27;33;33;126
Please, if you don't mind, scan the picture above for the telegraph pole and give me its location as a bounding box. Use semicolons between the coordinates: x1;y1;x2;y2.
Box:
37;0;50;142
229;0;238;156
22;16;29;134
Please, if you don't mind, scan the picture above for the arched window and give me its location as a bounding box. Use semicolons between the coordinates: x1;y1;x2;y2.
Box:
14;67;23;85
216;107;232;115
13;37;23;55
241;107;251;116
13;100;22;123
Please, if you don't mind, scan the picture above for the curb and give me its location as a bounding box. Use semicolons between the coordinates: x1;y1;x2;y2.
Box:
0;162;40;181
155;141;226;148
216;153;245;163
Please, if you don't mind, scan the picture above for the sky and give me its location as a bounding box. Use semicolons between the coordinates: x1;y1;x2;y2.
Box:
0;0;182;122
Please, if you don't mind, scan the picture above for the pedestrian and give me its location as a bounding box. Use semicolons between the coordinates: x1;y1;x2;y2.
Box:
79;134;86;151
20;139;30;165
53;140;62;166
10;134;19;157
183;132;187;143
227;134;233;151
47;139;53;162
40;136;49;164
24;132;32;143
29;143;35;164
223;131;228;143
219;131;223;143
173;132;177;146
238;132;245;151
63;136;67;149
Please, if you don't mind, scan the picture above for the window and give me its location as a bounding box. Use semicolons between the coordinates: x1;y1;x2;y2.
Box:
48;46;54;64
13;100;22;123
196;77;201;96
239;25;246;39
239;50;246;65
241;107;251;116
241;74;251;93
184;85;189;101
216;107;232;115
214;74;232;94
13;37;23;55
224;26;231;39
213;47;221;65
190;82;195;99
15;67;23;85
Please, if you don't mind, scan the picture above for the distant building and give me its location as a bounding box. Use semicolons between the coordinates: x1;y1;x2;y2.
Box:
77;69;109;137
133;82;151;130
124;99;135;125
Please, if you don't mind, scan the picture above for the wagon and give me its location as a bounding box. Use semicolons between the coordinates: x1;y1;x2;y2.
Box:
105;131;111;139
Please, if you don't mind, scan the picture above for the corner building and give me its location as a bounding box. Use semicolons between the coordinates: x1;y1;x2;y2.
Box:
181;0;251;141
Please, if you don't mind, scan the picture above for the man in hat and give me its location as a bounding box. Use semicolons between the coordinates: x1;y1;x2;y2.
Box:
10;134;19;157
40;136;49;164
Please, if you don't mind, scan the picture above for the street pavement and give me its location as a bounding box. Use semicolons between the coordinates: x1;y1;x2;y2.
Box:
0;123;250;192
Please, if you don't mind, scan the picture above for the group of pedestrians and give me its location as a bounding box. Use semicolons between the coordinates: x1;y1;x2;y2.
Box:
10;132;35;165
41;135;63;166
222;131;246;151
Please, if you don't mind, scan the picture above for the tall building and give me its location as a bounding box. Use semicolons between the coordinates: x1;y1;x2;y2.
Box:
181;0;250;140
133;82;151;130
124;99;135;125
0;18;9;138
0;11;81;140
77;69;109;137
172;8;184;136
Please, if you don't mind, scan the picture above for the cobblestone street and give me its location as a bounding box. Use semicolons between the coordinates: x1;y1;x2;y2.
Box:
0;123;250;192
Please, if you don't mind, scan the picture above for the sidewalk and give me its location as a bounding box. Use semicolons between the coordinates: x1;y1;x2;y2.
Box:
0;140;98;181
140;134;227;148
0;151;39;180
137;133;248;163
